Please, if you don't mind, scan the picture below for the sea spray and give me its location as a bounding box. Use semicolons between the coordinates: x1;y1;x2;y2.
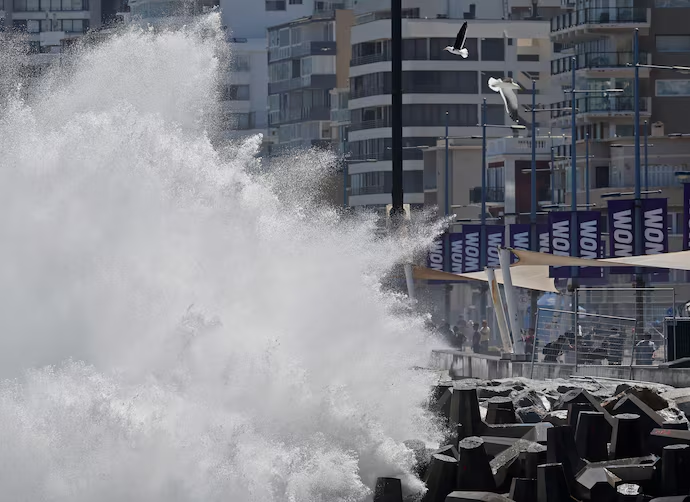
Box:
0;14;447;501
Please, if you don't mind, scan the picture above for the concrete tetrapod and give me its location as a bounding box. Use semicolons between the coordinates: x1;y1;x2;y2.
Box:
575;411;610;462
444;492;514;502
509;478;538;502
486;397;518;425
422;454;459;502
373;477;403;502
648;429;690;455
611;414;645;460
567;402;595;428
451;388;485;437
457;437;496;492
537;462;572;502
612;395;665;449
661;444;690;496
546;425;586;489
616;483;643;502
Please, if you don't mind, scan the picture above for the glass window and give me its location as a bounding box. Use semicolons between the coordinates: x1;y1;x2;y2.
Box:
481;38;504;61
402;38;427;60
429;37;478;61
656;35;690;52
266;0;285;11
485;104;505;125
655;0;690;6
279;28;290;47
656;79;690;96
289;0;302;3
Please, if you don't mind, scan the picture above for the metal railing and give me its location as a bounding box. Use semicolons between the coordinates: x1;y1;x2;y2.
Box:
575;287;676;365
551;51;649;75
550;7;648;32
550;96;649;118
530;307;638;378
349;118;391;132
350;52;390;67
469;187;505;204
350;85;390;100
268;106;330;126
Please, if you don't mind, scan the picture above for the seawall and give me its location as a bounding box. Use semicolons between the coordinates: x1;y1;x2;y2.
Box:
430;349;690;387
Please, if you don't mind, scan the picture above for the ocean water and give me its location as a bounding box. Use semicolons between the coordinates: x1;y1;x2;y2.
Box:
0;14;447;502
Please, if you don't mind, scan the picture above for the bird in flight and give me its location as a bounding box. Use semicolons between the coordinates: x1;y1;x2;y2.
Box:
488;77;521;123
444;22;469;58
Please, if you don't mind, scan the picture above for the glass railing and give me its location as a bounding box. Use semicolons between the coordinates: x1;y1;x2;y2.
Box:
550;96;648;118
551;7;648;31
551;51;648;75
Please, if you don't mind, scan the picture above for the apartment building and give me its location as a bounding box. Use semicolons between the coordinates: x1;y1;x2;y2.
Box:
549;0;690;207
348;0;562;216
266;4;353;152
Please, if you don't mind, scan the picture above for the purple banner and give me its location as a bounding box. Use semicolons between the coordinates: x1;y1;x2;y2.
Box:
426;236;445;285
486;225;505;269
643;198;669;282
463;225;482;273
577;211;602;279
608;199;635;275
509;224;531;264
449;233;463;274
684;183;690;251
538;224;550;254
549;211;573;278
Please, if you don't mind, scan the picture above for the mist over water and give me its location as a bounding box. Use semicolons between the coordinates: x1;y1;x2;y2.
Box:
0;14;447;501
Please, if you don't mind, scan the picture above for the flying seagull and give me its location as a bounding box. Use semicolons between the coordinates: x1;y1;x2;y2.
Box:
444;22;469;58
488;77;521;123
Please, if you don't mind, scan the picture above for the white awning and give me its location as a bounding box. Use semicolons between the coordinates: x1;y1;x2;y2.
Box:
510;248;690;271
412;265;559;293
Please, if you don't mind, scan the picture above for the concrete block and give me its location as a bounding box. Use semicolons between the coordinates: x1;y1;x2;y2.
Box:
537;463;571;502
423;454;459;502
616;483;643;502
661;444;690;496
480;436;520;458
490;439;545;489
451;388;484;437
612;395;665;448
509;478;537;502
648;429;690;456
486;397;518;425
661;421;689;431
546;425;586;488
542;410;569;427
575;466;621;501
576;411;610;462
521;422;552;445
612;414;645;459
374;477;403;502
568;402;595;428
457;437;496;492
444;492;514;502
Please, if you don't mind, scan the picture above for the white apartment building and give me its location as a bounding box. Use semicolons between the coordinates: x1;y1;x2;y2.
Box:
348;0;562;213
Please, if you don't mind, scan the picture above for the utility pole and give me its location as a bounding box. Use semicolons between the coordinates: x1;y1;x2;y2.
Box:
390;0;403;224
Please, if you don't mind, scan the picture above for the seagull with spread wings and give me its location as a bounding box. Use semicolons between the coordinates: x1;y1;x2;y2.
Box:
488;77;521;123
444;22;469;58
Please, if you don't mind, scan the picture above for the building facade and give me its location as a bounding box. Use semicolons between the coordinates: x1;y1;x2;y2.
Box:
348;0;560;216
266;6;353;152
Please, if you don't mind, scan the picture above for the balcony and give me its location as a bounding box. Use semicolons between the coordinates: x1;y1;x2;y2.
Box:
469;187;505;204
550;8;650;40
268;41;337;63
351;52;390;67
268;106;331;126
550;96;650;120
350;118;391;132
268;74;337;95
551;51;650;76
331;108;350;124
487;136;567;157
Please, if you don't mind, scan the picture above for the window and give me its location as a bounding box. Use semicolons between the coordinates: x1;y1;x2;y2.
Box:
289;0;302;3
595;165;610;188
48;0;87;10
266;0;285;10
481;38;504;61
223;85;250;100
656;35;690;52
56;19;87;32
656;79;690;96
350;171;424;196
279;28;290;47
402;104;477;127
230;55;250;72
485;104;505;125
430;37;478;61
402;38;427;60
655;0;690;6
14;0;40;11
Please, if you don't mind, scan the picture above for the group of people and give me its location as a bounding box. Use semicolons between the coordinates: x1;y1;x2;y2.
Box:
435;316;492;354
537;327;658;366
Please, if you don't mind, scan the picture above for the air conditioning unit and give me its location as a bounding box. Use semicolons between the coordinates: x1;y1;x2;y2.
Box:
651;121;665;137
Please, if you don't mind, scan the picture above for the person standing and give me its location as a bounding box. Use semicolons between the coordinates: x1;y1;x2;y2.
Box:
471;321;481;353
479;320;490;353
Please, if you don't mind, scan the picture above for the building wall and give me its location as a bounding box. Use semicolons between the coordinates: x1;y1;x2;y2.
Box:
647;5;690;134
335;8;353;89
220;0;315;39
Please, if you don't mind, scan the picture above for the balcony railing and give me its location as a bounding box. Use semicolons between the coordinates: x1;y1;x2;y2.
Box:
268;106;331;126
469;187;505;204
550;7;648;32
269;41;337;62
349;118;391;132
350;85;390;100
550;96;649;118
551;51;649;75
350;52;390;67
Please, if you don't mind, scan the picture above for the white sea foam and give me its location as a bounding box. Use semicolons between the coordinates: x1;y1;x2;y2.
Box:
0;15;447;501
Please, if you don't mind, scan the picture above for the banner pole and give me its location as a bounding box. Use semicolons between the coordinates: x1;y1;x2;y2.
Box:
487;268;511;354
499;248;520;354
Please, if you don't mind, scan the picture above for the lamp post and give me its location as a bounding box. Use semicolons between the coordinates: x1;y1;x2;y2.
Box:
585;133;590;208
445;110;451;324
644;120;649;194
